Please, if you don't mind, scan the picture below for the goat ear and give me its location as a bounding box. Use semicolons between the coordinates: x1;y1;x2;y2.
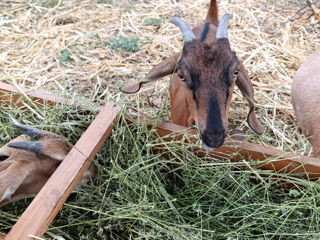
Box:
39;140;71;161
0;161;27;204
120;53;180;94
236;62;264;135
0;147;10;159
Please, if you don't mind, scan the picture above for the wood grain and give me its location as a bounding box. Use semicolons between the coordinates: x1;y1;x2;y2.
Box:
2;80;320;238
145;120;320;180
0;233;6;240
4;102;120;240
0;82;80;107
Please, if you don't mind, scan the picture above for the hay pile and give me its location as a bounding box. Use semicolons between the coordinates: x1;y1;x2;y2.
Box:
1;1;320;239
1;0;320;155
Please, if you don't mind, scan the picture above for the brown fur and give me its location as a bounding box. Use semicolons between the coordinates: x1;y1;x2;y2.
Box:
174;39;238;133
292;47;320;157
120;0;264;148
0;127;96;207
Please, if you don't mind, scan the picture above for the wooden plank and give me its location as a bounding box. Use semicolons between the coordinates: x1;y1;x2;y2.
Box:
0;233;6;240
146;120;320;180
4;102;120;240
0;82;80;107
2;79;320;238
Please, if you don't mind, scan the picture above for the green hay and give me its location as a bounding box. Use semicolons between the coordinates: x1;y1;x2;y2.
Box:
1;91;320;240
1;0;320;239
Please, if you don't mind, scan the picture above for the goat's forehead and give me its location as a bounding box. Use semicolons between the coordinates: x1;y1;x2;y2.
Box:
181;40;236;67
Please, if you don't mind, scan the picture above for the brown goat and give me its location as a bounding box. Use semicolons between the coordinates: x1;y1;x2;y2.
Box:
121;0;264;150
291;47;320;157
0;123;96;207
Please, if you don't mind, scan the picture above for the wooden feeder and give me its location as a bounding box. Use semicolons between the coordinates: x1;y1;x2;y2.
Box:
144;120;320;179
0;82;120;240
1;81;320;239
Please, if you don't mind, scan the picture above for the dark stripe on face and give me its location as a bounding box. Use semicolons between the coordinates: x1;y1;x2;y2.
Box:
189;69;201;108
221;64;231;106
178;61;201;108
200;22;210;43
207;98;224;132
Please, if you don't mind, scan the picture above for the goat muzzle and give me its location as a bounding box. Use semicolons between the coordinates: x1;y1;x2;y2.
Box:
201;130;226;149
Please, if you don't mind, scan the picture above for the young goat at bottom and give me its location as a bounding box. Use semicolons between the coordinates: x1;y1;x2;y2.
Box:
291;47;320;157
121;0;264;150
0;123;96;207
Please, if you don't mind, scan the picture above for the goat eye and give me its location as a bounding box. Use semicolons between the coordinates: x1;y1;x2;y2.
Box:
178;73;186;81
0;155;9;161
234;69;239;75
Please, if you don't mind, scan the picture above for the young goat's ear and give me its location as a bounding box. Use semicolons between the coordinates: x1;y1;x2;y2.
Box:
236;62;264;135
0;146;10;160
120;53;180;94
39;139;71;161
0;161;27;204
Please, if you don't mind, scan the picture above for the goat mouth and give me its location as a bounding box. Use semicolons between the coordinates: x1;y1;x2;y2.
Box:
203;144;216;152
200;131;226;150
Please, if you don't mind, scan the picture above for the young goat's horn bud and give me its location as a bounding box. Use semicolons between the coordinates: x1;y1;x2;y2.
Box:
170;17;195;42
12;123;41;140
216;13;233;39
7;141;42;153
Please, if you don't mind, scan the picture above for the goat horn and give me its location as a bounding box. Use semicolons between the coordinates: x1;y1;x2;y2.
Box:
170;17;195;42
12;123;41;140
7;141;42;154
216;13;233;39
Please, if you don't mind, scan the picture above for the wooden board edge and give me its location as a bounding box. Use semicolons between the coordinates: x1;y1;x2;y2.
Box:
136;119;320;179
5;103;120;240
0;233;6;240
0;81;83;108
2;80;320;238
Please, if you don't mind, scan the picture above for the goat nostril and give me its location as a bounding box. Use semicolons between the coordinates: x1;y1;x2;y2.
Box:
201;131;225;148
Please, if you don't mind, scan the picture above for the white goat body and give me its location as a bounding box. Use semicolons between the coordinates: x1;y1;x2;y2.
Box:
292;47;320;157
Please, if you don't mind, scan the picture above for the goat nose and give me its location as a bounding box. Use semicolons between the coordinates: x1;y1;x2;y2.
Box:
201;130;226;149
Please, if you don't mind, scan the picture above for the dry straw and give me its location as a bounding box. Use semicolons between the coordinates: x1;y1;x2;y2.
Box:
0;0;320;155
1;1;320;238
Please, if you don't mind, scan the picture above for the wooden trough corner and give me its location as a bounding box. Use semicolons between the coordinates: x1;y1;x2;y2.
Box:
147;120;320;180
1;81;320;239
0;82;120;240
